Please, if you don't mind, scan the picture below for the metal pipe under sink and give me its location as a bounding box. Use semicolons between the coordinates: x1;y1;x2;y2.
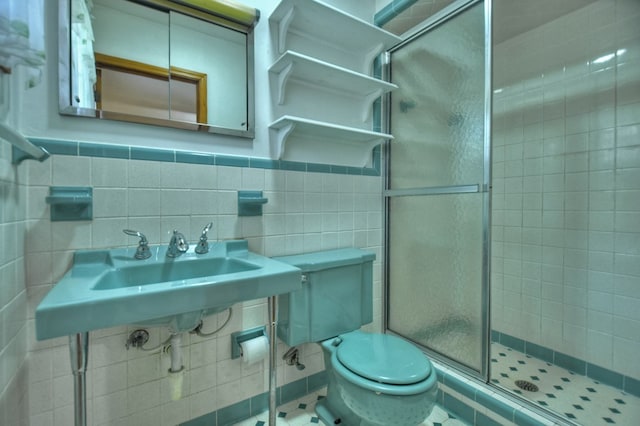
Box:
69;332;89;426
66;298;279;426
268;295;278;426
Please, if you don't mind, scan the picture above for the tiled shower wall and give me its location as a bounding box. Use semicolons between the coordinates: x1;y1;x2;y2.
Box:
0;143;30;425
491;0;640;380
21;152;383;425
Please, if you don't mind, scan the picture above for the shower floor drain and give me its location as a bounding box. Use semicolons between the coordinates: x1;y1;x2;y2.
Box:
515;380;539;392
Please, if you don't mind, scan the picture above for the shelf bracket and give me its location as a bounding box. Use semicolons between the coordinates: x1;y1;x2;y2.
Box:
362;89;383;122
278;7;295;54
363;42;384;75
276;62;294;105
273;122;296;159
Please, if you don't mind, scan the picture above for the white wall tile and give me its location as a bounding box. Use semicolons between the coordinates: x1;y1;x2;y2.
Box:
587;330;613;368
492;0;639;377
127;189;160;217
189;363;217;395
189;387;217;419
27;160;52;186
93;362;127;397
617;101;640;126
617;124;640;148
615;212;640;233
93;188;128;218
126;380;161;415
52;156;91;187
160;190;192;216
26;186;49;221
159;397;190;426
613;336;640;377
128;160;161;189
92;158;128;188
92;219;128;249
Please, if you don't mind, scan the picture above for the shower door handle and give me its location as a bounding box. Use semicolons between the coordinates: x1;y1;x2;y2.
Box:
384;184;480;197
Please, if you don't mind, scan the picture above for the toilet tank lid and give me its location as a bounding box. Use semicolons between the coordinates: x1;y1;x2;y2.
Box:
273;248;375;272
336;333;432;385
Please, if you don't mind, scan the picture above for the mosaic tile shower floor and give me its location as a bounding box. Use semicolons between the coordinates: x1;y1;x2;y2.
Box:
491;343;640;425
235;388;468;426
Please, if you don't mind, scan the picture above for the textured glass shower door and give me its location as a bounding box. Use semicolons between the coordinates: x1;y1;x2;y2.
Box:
385;0;490;376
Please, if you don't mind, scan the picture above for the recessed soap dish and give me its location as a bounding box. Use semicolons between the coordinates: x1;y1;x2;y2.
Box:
238;190;268;216
45;186;93;221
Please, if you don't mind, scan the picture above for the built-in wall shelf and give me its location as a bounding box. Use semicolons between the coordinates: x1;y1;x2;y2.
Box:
269;51;397;121
269;0;401;74
268;0;399;167
237;191;269;216
45;186;93;221
269;116;392;167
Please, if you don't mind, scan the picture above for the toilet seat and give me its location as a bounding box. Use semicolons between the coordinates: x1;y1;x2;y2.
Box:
337;333;432;385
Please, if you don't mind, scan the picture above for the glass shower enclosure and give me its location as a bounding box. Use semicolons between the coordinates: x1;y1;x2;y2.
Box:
384;0;490;377
384;0;640;423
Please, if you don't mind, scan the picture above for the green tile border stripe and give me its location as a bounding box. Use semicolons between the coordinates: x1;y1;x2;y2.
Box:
180;371;327;426
493;330;640;397
27;137;381;177
180;361;546;426
436;364;550;426
374;0;420;27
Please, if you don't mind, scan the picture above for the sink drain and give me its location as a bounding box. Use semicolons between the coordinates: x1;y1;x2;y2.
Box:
515;380;539;392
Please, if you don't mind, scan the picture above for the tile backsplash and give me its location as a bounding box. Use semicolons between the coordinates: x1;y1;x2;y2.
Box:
6;144;383;426
0;144;30;426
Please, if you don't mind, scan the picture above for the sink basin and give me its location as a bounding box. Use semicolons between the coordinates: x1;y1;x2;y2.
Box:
35;240;301;340
92;257;260;290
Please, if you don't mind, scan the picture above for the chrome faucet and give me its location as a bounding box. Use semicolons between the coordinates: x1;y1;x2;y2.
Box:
195;222;213;254
123;229;151;259
167;230;189;257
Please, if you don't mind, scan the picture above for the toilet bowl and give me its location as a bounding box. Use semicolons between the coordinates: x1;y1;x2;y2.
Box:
317;331;438;426
275;248;438;425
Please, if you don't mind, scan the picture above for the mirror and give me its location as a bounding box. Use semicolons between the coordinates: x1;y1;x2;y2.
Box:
59;0;257;138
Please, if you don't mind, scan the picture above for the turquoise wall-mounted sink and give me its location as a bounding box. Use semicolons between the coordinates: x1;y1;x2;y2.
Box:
35;240;302;339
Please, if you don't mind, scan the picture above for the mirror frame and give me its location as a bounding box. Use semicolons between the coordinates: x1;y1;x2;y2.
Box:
58;0;256;138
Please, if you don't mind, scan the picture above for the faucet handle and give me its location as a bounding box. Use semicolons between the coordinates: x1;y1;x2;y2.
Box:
201;222;213;238
123;229;151;259
166;230;189;258
173;230;189;252
195;222;213;254
123;229;147;242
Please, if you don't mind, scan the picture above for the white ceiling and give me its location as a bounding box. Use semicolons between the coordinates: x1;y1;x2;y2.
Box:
381;0;599;43
492;0;599;43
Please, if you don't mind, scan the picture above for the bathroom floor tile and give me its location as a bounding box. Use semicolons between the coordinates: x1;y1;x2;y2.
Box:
491;343;640;426
243;387;468;425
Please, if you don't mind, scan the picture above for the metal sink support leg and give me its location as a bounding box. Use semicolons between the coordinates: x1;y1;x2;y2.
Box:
66;304;276;426
268;295;278;426
69;332;89;426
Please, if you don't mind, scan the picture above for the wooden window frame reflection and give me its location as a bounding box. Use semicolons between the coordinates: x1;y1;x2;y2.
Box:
94;52;208;123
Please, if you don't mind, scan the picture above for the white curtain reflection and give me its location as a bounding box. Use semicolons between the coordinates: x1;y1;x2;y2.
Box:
70;0;96;108
0;0;46;88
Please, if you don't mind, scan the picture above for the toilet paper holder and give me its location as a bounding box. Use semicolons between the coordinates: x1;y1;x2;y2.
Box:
231;326;268;359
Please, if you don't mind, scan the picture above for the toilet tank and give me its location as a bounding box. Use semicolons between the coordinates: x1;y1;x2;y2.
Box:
274;248;376;347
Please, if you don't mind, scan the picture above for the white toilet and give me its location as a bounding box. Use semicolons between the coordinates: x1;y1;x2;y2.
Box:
276;248;438;426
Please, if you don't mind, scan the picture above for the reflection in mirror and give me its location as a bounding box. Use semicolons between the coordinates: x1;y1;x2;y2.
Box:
60;0;257;137
170;11;248;129
94;53;207;123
